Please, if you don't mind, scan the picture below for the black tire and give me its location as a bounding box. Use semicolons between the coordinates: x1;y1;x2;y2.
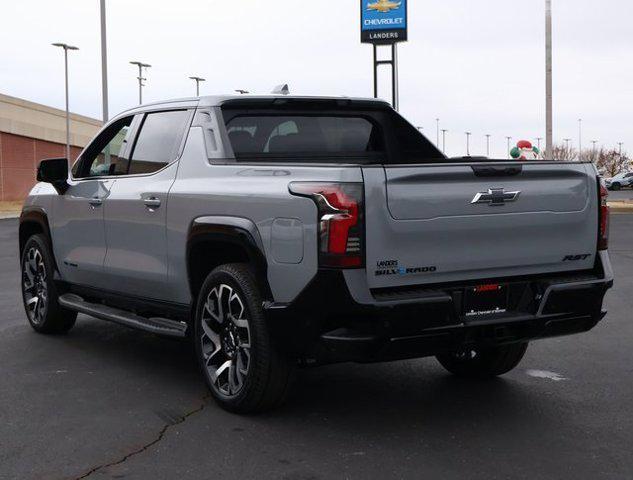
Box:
21;234;77;334
611;183;621;191
436;343;528;378
193;263;293;413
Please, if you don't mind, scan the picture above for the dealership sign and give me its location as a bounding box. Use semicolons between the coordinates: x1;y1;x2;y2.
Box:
361;0;408;44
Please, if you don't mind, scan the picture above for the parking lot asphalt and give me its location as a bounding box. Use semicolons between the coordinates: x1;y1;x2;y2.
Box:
1;215;632;480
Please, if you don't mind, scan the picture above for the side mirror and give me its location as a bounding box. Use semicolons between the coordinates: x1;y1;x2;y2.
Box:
37;158;69;194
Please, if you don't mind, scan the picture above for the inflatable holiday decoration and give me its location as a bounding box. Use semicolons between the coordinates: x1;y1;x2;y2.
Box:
510;140;540;160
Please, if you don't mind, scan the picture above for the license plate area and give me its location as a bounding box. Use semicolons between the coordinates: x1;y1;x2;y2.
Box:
463;283;509;319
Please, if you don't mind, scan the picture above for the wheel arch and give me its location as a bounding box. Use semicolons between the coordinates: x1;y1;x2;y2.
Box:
19;208;57;268
186;216;272;303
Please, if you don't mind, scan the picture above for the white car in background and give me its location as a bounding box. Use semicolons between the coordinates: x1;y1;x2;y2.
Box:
605;171;633;190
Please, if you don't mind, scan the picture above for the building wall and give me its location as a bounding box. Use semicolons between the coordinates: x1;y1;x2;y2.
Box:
0;93;102;201
0;132;83;201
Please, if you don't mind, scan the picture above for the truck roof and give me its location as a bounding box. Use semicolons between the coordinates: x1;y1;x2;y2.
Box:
117;94;391;117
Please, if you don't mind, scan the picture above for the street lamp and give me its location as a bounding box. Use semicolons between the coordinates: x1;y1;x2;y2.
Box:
618;142;624;158
129;61;152;105
506;136;512;159
189;76;206;96
51;42;79;162
485;134;491;157
441;129;448;154
536;137;543;151
465;132;471;156
564;138;571;151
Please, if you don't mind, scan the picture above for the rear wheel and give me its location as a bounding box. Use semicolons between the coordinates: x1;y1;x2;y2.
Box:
611;183;621;191
193;263;293;413
436;343;528;378
21;234;77;334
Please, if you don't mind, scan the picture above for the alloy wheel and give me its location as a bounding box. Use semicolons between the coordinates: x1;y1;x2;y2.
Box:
200;284;251;397
23;247;48;325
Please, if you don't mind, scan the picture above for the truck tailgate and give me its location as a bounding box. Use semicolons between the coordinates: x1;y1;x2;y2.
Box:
363;162;598;289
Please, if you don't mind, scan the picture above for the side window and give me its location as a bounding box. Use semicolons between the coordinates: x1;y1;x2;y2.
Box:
74;116;134;178
128;110;190;175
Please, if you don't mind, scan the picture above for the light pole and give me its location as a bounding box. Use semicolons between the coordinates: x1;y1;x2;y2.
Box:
545;0;553;158
485;134;491;157
130;61;151;105
100;0;108;122
506;136;512;159
436;118;440;148
189;76;206;96
465;132;471;156
52;42;79;162
578;118;582;161
536;137;543;151
441;129;448;154
564;138;571;152
618;142;624;158
591;140;598;160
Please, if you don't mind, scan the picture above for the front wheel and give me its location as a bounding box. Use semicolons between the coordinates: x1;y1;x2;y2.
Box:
436;343;528;378
193;264;293;413
21;234;77;334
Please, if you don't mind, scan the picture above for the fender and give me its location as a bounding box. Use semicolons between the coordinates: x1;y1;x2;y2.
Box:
19;206;63;276
186;216;271;298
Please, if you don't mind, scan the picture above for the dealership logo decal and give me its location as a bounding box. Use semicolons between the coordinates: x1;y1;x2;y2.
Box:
367;0;402;13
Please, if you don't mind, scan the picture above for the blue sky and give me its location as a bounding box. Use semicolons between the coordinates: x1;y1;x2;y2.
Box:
1;0;631;158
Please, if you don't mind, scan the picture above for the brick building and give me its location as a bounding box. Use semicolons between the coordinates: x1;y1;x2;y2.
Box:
0;93;102;201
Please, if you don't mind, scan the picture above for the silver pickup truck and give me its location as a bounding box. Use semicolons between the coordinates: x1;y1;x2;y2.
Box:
20;95;613;412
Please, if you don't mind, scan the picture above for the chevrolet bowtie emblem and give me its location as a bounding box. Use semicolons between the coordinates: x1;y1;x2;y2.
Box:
471;188;521;206
367;0;402;13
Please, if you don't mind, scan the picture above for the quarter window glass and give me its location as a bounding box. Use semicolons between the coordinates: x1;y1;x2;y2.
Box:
75;116;133;178
129;110;190;175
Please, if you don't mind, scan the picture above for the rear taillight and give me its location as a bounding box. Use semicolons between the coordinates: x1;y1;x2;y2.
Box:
289;182;364;268
598;179;610;250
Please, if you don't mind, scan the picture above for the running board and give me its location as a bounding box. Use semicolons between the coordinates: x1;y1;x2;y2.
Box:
58;293;188;338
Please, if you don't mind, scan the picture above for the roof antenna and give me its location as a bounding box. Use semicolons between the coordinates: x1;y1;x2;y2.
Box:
271;84;290;95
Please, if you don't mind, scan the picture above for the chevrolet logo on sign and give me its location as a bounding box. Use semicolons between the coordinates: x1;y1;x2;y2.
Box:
367;0;402;13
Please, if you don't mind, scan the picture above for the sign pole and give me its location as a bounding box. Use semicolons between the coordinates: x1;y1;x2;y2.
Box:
392;43;399;111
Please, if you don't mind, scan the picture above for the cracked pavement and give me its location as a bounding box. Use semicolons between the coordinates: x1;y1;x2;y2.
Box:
1;215;633;480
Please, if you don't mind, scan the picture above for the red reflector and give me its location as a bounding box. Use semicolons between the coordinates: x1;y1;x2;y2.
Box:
474;284;500;293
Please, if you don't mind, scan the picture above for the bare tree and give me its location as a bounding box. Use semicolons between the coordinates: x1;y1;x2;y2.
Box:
550;143;577;161
593;148;631;177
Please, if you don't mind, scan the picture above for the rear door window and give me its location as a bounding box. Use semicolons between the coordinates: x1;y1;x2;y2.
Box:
128;110;190;175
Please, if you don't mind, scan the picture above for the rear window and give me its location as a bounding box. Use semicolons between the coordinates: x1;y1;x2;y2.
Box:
226;115;383;160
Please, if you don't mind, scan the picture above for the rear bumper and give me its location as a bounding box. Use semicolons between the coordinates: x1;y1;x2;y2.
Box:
268;252;613;365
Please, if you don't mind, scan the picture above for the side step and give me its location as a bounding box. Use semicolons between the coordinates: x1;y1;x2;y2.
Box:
58;293;188;338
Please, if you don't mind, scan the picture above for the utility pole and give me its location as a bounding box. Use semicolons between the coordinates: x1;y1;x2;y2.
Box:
189;76;206;96
465;132;471;156
441;129;448;154
485;134;491;157
100;0;108;122
130;61;151;105
436;118;440;148
52;43;79;162
545;0;553;158
578;118;582;161
506;136;512;159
